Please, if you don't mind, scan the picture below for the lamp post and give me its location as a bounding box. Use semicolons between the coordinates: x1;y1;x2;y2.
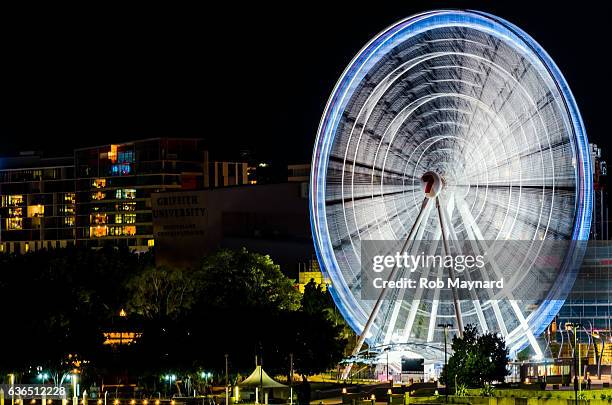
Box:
72;374;79;405
225;354;229;405
438;323;453;403
566;323;582;405
384;347;390;383
9;373;15;405
289;353;294;405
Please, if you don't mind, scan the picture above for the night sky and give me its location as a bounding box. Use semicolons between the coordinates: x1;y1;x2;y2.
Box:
1;2;610;165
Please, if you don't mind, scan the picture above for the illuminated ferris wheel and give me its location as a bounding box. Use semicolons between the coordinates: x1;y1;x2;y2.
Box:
310;10;592;370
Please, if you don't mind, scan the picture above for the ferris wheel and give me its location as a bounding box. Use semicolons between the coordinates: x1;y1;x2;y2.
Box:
310;10;592;370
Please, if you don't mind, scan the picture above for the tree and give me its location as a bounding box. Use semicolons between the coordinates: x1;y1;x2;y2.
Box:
302;279;332;314
127;265;198;321
0;245;350;381
284;279;348;377
0;246;149;377
282;310;347;377
198;248;301;311
123;249;305;374
440;324;509;388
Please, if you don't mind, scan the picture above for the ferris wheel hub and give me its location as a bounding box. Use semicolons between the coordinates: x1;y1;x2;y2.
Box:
421;171;443;199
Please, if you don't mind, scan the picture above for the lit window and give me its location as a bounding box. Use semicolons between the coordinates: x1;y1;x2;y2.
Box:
124;214;136;224
62;205;75;215
7;218;23;230
118;150;134;163
115;213;135;224
116;202;136;212
64;193;76;203
102;331;142;346
64;216;75;226
109;226;120;236
27;204;45;218
111;164;131;176
147;239;155;247
92;178;106;188
91;191;106;200
109;225;137;236
2;195;24;207
108;145;118;162
91;213;107;224
115;189;136;199
90;226;107;238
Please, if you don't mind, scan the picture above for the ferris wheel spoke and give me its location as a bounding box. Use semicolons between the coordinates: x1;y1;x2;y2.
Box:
332;154;421;181
453;184;570;190
326;186;416;206
455;196;543;357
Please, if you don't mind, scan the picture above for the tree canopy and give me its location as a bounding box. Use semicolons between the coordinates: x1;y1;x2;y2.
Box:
0;247;348;384
124;250;346;377
440;324;509;388
0;245;151;377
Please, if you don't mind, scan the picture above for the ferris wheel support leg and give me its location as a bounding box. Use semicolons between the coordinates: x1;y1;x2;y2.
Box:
443;195;491;334
341;197;431;380
384;201;435;345
456;197;509;336
455;197;543;359
436;196;464;337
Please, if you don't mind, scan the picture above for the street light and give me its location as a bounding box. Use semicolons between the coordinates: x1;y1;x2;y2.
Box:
164;375;176;397
438;323;453;403
566;323;582;405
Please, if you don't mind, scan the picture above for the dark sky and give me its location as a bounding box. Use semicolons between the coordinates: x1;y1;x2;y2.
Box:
1;2;610;164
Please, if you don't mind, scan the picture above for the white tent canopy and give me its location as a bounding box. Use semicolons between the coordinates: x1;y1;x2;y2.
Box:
239;365;288;389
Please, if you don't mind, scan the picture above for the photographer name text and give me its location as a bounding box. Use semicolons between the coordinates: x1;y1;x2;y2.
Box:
372;277;504;290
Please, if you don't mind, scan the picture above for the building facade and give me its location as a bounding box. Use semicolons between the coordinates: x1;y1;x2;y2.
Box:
556;144;609;332
152;182;313;274
0;153;75;253
0;138;249;253
550;144;612;375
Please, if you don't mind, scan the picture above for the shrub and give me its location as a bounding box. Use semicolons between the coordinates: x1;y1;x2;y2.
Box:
455;384;468;397
479;384;494;397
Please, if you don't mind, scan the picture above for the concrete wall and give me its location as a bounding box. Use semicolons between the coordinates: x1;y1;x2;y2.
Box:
153;183;312;274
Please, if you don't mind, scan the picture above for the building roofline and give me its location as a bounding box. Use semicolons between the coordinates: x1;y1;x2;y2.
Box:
0;164;74;172
73;137;204;152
